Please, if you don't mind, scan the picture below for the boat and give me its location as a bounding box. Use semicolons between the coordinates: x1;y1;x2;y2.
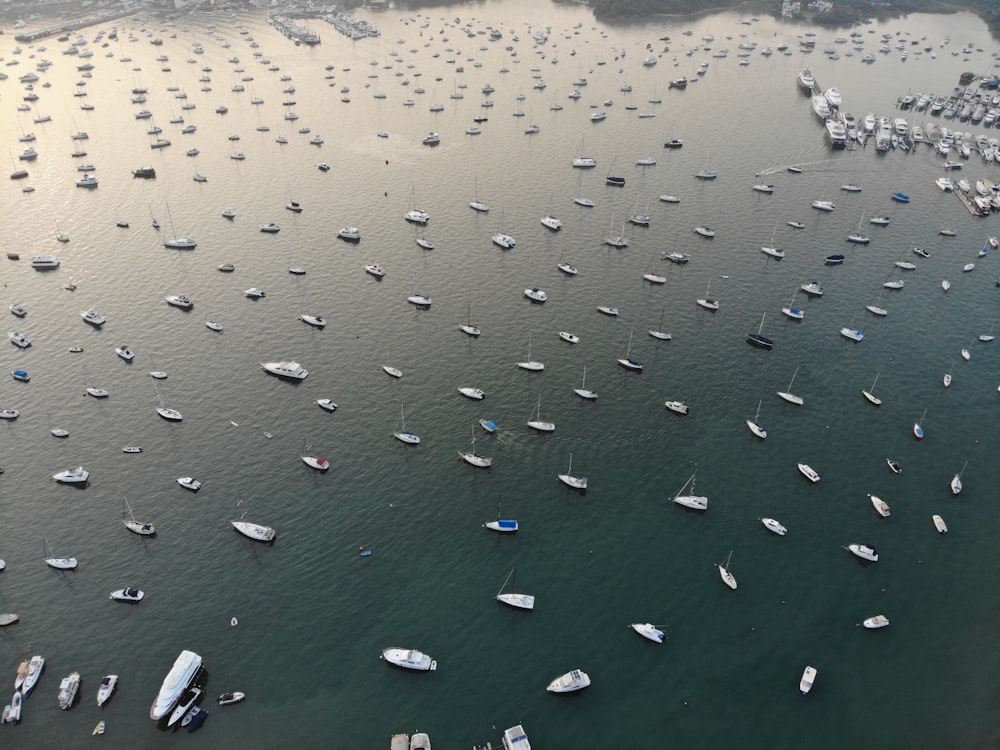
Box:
962;262;975;273
317;399;337;413
523;288;547;303
630;623;665;644
951;461;967;495
458;387;486;401
558;331;580;345
58;672;81;709
547;669;590;693
617;331;644;371
496;566;534;610
11;369;29;382
110;587;144;602
664;401;689;415
217;692;245;705
557;262;578;275
747;313;774;349
798;463;820;483
573;367;597;400
365;264;386;279
301;454;330;471
517;333;544;371
847;212;870;244
53;466;89;484
760;518;787;536
932;514;948;534
261;361;308;380
846;544;879;562
663;139;683;149
8;303;27;318
177;477;201;491
747;400;767;439
123;496;155;536
696;279;720;311
81;309;105;326
673;470;707;511
484;496;517;533
811;200;835;212
863;615;890;629
245;288;266;299
760;222;784;258
5;690;20;723
787;221;805;229
840;314;864;342
166;295;193;310
459;429;492;469
597;305;619;317
649;309;672;340
891;192;910;203
167;686;203;727
541;214;562;231
21;656;44;698
979;322;996;343
942;278;951;292
116;345;136;361
694;225;715;238
869;494;891;517
392;735;410;750
407;294;432;307
527;395;555;433
913;408;926;440
259;223;280;234
299;314;325;329
943;363;954;388
800;666;817;695
718;550;737;590
800;280;824;297
870;216;891;226
752;183;775;194
557;453;587;490
777;366;804;406
694;151;716;179
31;254;60;270
882;279;904;289
394;405;420;445
0;409;19;420
886;459;902;475
863;372;882;407
781;289;804;320
231;519;276;542
381;648;437;672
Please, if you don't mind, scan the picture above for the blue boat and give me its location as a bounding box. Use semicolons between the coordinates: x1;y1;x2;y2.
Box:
11;370;29;382
891;192;910;203
186;706;207;733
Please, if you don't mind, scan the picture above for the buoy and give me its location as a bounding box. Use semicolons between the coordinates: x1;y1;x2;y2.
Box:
231;616;238;627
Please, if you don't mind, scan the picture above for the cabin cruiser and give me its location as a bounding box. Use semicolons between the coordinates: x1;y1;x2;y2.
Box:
110;587;144;602
58;672;81;709
797;68;814;90
407;295;432;307
261;361;308;380
97;675;118;707
523;288;547;303
760;518;787;535
9;331;31;348
847;543;879;562
630;623;665;643
381;648;437;671
811;200;835;211
547;669;590;693
338;227;361;241
365;264;385;278
798;463;820;483
116;345;135;362
150;650;203;721
53;466;89;484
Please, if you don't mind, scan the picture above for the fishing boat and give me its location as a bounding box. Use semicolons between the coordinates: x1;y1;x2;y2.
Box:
886;459;902;475
913;409;926;440
951;461;967;495
781;289;804;320
123;497;155;536
777;366;804;406
932;514;948;534
617;331;644;371
798;463;820;483
869;494;891;517
746;400;767;439
317;399;337;413
800;666;817;695
495;566;534;610
546;669;590;693
97;675;118;707
630;623;665;643
747;313;774;349
517;333;544;371
718;550;737;590
863;615;890;629
459;429;492;468
394;405;420;444
673;470;707;511
573;367;597;400
760;518;787;536
381;648;437;672
846;543;879;562
557;453;587;490
863;372;882;406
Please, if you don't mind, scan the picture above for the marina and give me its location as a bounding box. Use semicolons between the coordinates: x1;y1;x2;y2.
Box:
0;2;998;747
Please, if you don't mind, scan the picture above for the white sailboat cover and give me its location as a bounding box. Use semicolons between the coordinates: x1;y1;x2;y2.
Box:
150;650;202;720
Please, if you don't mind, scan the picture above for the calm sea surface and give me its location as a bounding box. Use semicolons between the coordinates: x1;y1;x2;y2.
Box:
1;3;999;747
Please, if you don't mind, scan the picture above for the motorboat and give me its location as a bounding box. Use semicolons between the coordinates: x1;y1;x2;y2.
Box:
81;309;106;326
840;183;861;192
259;223;280;233
381;648;437;671
798;463;820;483
572;157;597;168
9;303;27;318
317;399;337;413
408;295;432;307
557;262;578;275
231;520;276;542
787;221;805;229
630;623;665;643
218;264;235;273
541;215;562;230
597;306;619;317
558;331;580;345
894;261;916;271
882;280;904;289
21;656;44;698
53;466;89;484
932;514;948;534
869;494;891;517
458;387;486;400
9;331;31;348
405;209;430;224
168;687;204;728
365;264;386;278
217;692;245;706
177;477;201;491
166;295;193;310
97;675;118;707
800;281;824;297
492;232;516;249
502;725;531;750
840;326;864;342
58;672;81;709
664;401;689;415
245;288;266;299
800;666;817;695
760;517;787;536
847;543;879;562
547;669;590;693
261;361;308;380
664;252;690;264
752;183;775;194
76;174;98;188
870;216;891;226
863;615;890;629
32;255;60;269
523;288;547;303
886;459;902;475
421;132;441;145
811;200;835;211
116;345;136;361
338;227;361;241
0;409;20;420
110;587;144;602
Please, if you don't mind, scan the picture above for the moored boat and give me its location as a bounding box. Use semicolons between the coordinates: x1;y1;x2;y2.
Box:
798;463;820;483
58;672;81;709
217;692;245;705
846;543;879;562
546;669;590;693
381;648;437;671
630;623;665;643
863;615;890;629
800;666;817;694
932;514;948;534
231;520;276;542
760;517;787;536
869;494;891;517
97;675;118;707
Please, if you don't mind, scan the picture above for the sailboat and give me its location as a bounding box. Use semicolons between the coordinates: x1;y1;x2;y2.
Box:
695;151;717;179
746;400;767;439
777;366;804;405
604;213;629;248
862;371;882;406
527;395;555;432
495;567;535;610
605;156;625;187
629;195;652;226
459;303;481;337
696;279;720;311
122;496;155;536
469;177;489;212
673;470;708;511
781;288;804;320
571;136;596;168
43;537;78;570
747;313;774;349
950;460;967;495
48;414;69;438
913;408;927;440
484;495;518;533
382;343;402;379
459;427;493;468
943;363;954;388
760;222;784;258
393;405;420;444
153;379;183;422
573;367;597;400
84;365;109;399
149;204;160;230
840;313;864;341
979;321;996;343
404;185;430;224
557;453;587;490
517;333;544;371
301;437;330;471
649;309;672;340
162;201;196;249
492;210;515;248
718;550;737;589
617;331;644;371
866;287;888;317
573;166;594;207
541;193;562;230
847;212;870;244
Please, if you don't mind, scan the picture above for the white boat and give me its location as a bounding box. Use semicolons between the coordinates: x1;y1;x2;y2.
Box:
405;209;430;225
943;364;954;388
811;200;835;212
317;399;337;412
869;494;891;517
863;615;890;629
800;281;824;297
110;587;144;602
97;675;118;707
32;254;60;269
960;347;970;362
9;303;27;318
862;371;882;407
558;331;580;345
216;691;245;706
882;279;904;290
664;401;689;415
573;367;597;401
116;345;136;361
299;314;325;329
150;650;203;720
338;227;361;241
177;477;201;491
630;623;665;643
231;519;276;542
747;400;767;439
942;278;951;292
166;295;193;310
21;656;44;698
597;306;619;317
458;387;486;401
394;405;420;445
261;361;308;380
694;225;715;238
798;463;820;483
383;365;402;379
407;295;432;307
697;279;720;311
123;496;155;536
245;288;266;299
58;672;81;709
557;262;577;276
800;666;817;695
847;543;879;562
752;183;775;194
259;223;280;234
760;517;787;536
557;453;587;490
523;288;547;303
53;466;89;484
527;395;555;433
517;333;544;371
302;455;329;471
673;471;707;511
951;461;967;495
81;308;106;326
381;648;437;671
913;408;927;440
777;366;804;406
932;514;948;534
495;566;534;610
365;264;386;278
459;427;492;468
8;331;31;348
718;550;737;590
541;215;562;231
547;669;590;693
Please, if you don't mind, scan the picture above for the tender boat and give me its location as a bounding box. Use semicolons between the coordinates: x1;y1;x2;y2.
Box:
53;466;89;484
167;686;203;727
932;514;948;534
231;520;276;542
760;517;787;536
58;672;81;709
110;587;144;602
863;615;890;629
800;666;817;695
177;477;201;491
798;463;820;483
11;369;29;382
381;648;437;672
261;361;308;380
847;543;879;562
630;623;665;643
301;456;330;471
217;692;245;705
97;675;118;707
479;419;498;434
664;401;689;415
869;494;891;517
546;669;590;693
886;459;902;475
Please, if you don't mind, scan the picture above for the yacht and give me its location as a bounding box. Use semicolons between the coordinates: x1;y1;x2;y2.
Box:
381;648;437;671
150;650;203;721
664;401;689;415
458;387;486;400
547;669;590;693
492;232;516;249
302;455;329;471
58;672;81;709
797;68;815;90
407;295;432;307
869;494;891;517
421;132;441;145
261;361;308;380
21;656;45;698
53;466;89;484
231;520;276;542
115;345;136;362
572;157;597;168
97;675;118;707
405;209;430;224
317;399;337;412
365;264;385;278
630;623;665;643
847;543;879;562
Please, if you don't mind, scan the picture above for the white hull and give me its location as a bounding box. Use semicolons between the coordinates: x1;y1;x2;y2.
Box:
800;666;817;694
231;520;276;542
630;623;665;643
381;648;437;671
